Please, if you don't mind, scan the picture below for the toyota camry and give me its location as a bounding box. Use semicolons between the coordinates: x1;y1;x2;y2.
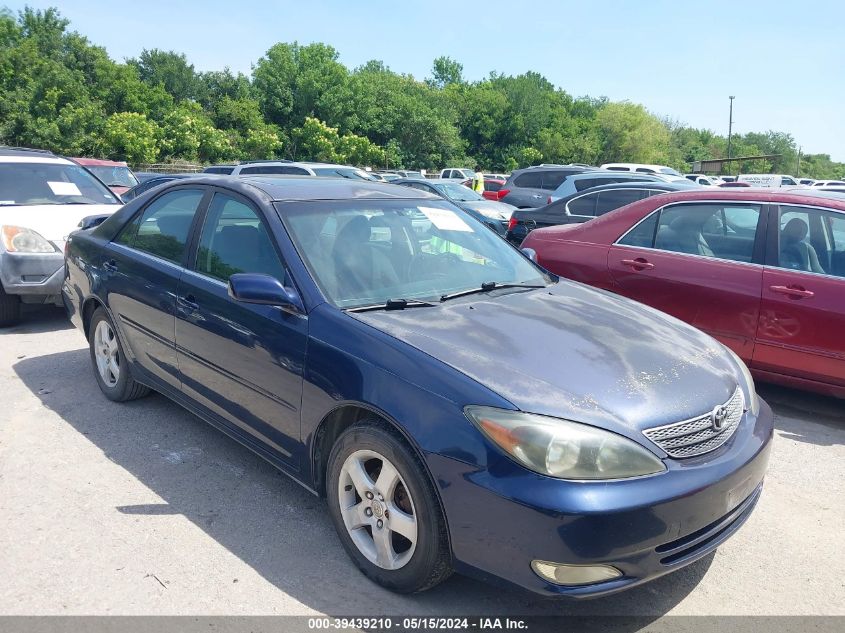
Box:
63;176;773;597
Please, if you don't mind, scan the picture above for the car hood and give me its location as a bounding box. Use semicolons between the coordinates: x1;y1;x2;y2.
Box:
0;204;121;242
351;283;741;436
457;200;515;220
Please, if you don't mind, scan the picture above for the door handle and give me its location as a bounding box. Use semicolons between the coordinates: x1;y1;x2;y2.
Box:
178;294;199;311
620;258;655;271
769;285;814;299
103;259;118;272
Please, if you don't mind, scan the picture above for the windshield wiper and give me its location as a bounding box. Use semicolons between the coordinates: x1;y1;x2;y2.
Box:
440;282;545;302
346;298;437;313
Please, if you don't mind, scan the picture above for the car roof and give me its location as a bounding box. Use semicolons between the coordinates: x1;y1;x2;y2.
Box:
569;170;657;179
161;175;438;202
410;178;456;184
302;163;366;169
626;187;845;209
72;157;128;167
137;173;193;182
571;181;695;194
0;146;57;158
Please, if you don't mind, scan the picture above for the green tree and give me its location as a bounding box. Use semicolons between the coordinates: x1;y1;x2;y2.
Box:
596;102;672;165
130;48;199;102
253;42;348;128
428;56;463;88
102;112;159;164
160;101;234;162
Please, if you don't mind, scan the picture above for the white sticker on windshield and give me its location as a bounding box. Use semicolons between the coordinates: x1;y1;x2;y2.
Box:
419;206;472;232
47;181;82;196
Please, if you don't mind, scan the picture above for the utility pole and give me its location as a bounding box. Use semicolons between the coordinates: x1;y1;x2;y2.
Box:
797;146;801;176
727;96;735;167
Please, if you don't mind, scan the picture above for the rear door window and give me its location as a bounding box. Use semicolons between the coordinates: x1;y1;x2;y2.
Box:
574;178;602;192
566;192;600;217
619;202;762;263
595;189;643;216
116;189;205;264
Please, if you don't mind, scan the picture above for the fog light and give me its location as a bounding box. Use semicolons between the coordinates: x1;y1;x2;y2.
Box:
531;560;622;586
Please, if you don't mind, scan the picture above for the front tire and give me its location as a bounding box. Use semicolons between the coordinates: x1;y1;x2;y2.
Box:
88;308;149;402
0;285;21;327
327;422;452;593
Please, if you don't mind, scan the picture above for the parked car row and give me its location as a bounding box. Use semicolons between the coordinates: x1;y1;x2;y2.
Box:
16;145;845;603
505;181;695;244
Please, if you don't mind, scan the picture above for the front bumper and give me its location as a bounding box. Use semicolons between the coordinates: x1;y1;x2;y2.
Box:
0;249;64;303
432;399;774;597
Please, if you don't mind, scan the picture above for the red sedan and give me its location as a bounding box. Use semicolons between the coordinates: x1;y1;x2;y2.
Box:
72;157;139;197
522;189;845;397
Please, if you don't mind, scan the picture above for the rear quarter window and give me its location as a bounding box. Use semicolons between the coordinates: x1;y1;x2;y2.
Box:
513;172;543;189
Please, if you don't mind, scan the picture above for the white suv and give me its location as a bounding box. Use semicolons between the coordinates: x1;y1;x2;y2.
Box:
0;148;121;325
440;168;476;181
204;161;377;180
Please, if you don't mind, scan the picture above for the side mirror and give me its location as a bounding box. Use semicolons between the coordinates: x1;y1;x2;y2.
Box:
78;214;111;231
228;273;304;315
521;247;538;263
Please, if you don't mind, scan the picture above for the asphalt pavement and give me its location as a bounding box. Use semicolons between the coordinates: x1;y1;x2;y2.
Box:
0;307;843;619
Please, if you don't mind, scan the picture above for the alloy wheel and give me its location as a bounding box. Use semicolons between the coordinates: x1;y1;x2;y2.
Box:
337;449;418;570
93;320;120;387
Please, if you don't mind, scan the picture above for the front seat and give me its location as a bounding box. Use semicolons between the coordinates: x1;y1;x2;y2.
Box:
332;215;400;300
780;218;825;274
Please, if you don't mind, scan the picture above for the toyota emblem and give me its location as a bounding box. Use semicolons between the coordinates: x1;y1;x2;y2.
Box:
711;405;728;430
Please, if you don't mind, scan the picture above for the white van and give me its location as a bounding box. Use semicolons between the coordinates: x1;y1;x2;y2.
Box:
737;174;801;188
599;163;687;182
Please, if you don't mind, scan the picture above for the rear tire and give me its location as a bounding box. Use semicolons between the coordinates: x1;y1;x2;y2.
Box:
0;285;21;327
88;308;150;402
327;421;452;593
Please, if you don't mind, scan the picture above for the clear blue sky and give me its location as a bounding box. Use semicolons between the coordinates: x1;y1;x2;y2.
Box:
6;0;844;161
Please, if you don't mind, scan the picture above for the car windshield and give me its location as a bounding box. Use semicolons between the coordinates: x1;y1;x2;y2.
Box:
312;167;377;181
86;165;138;188
434;183;484;202
0;161;120;206
280;199;549;309
659;167;682;176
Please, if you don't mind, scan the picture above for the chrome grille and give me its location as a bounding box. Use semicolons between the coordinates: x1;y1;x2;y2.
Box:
643;388;745;458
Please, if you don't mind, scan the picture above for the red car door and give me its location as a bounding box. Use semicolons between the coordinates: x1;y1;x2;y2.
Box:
607;201;766;361
754;203;845;388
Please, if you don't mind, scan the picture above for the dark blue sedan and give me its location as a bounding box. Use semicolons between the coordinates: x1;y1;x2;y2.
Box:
63;176;773;597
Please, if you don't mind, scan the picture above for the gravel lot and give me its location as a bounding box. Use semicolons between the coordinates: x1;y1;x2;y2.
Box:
0;307;843;618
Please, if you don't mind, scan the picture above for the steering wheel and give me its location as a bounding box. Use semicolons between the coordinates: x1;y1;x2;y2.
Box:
408;252;463;280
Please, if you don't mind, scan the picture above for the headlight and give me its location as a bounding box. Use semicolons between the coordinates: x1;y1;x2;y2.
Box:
465;406;666;480
1;226;57;253
723;347;760;416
